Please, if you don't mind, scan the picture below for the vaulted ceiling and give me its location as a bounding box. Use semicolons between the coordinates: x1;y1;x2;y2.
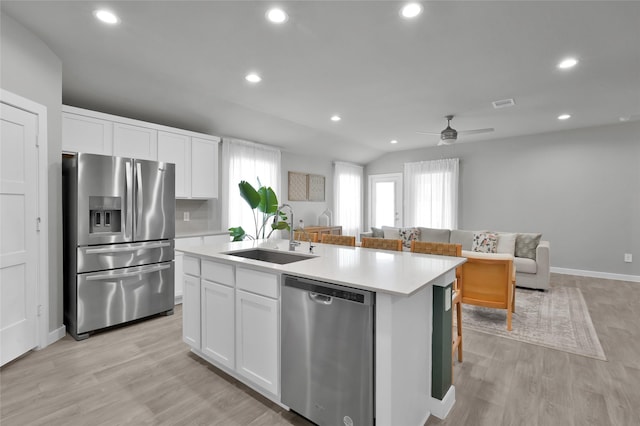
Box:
2;1;639;164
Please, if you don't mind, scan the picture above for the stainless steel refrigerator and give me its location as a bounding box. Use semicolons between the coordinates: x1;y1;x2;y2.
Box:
63;153;175;340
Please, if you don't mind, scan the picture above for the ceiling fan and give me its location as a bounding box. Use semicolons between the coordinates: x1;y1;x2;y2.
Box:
417;115;494;145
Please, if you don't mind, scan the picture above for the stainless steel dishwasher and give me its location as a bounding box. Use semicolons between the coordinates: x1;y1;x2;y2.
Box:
281;275;374;426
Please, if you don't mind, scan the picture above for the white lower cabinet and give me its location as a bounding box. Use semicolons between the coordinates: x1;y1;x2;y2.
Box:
235;289;279;395
181;258;280;398
182;272;201;349
201;280;235;369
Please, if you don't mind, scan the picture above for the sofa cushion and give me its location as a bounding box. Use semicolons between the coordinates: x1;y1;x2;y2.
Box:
496;232;517;255
450;229;479;251
399;227;421;248
417;227;451;243
382;226;401;239
472;232;498;253
371;227;384;238
514;256;537;274
515;233;542;260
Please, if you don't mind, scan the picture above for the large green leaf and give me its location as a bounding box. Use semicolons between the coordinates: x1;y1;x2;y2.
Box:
271;220;289;231
258;186;279;214
239;181;260;209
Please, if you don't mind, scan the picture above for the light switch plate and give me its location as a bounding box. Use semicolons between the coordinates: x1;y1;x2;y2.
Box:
624;253;632;263
183;211;190;222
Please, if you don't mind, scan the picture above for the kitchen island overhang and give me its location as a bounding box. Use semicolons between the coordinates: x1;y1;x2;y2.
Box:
178;239;465;425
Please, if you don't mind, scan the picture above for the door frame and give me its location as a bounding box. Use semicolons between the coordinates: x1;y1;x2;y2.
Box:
1;89;49;351
368;173;403;230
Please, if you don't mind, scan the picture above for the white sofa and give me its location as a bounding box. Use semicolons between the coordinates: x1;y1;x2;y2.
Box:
360;226;550;290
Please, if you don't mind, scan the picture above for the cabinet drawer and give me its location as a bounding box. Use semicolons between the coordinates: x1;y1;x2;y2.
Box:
183;256;200;277
202;260;234;286
236;267;279;299
175;237;203;250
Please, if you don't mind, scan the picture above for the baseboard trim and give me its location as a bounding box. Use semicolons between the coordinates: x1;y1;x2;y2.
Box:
429;385;456;419
46;326;66;346
552;267;640;283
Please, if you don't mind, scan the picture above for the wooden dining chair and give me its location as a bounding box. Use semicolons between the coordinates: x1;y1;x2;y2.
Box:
411;241;463;367
294;231;318;242
360;237;403;252
461;252;516;331
320;234;356;247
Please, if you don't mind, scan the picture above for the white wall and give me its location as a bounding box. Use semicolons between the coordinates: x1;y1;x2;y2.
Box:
281;151;333;228
366;122;640;277
1;12;64;333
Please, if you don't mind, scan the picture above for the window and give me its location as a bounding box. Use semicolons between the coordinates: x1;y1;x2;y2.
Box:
333;162;363;238
404;158;459;229
221;138;281;236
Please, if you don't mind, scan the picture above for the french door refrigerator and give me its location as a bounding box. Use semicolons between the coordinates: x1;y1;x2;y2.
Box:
63;153;175;340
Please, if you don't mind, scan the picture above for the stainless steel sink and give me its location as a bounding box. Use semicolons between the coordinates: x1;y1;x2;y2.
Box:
223;248;314;264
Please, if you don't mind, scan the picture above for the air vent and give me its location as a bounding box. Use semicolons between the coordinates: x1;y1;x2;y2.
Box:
492;98;516;109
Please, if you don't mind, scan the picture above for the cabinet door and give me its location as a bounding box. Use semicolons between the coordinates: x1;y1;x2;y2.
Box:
235;290;278;395
182;274;201;349
174;253;184;303
201;280;235;369
191;138;218;198
113;122;158;160
158;131;190;198
62;112;113;155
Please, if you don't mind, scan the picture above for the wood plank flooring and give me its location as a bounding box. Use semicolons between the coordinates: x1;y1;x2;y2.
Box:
1;274;639;425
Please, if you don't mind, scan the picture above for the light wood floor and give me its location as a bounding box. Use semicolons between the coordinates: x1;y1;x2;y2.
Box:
1;274;639;426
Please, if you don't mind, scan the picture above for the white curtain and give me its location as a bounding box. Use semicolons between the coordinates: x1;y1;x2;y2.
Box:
222;138;281;237
404;158;459;229
333;161;363;238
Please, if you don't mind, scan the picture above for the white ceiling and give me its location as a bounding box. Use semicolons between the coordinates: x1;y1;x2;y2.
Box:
2;1;639;164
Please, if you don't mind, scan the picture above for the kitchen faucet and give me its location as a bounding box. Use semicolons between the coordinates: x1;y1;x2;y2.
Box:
275;204;300;251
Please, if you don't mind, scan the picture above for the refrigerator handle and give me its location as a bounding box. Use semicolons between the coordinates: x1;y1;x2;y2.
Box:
136;161;143;233
125;160;133;240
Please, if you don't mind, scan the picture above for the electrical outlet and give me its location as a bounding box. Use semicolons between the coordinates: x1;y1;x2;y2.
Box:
183;211;190;222
624;253;632;263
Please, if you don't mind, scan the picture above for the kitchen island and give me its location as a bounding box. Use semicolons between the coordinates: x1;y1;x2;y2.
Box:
179;239;464;426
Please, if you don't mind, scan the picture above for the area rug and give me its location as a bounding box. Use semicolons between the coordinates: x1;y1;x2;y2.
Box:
460;285;606;360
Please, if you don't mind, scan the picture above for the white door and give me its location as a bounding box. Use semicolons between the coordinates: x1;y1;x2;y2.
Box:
0;103;39;366
235;289;278;395
158;131;190;198
201;280;235;369
182;273;201;349
369;173;402;228
113;122;158;160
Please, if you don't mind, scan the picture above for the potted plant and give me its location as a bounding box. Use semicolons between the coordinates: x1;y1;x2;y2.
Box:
228;180;289;241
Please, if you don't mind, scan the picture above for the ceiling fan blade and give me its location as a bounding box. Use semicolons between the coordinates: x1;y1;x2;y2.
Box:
458;128;494;135
415;131;442;135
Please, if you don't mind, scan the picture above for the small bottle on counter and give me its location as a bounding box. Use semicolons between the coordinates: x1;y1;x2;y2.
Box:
298;219;304;230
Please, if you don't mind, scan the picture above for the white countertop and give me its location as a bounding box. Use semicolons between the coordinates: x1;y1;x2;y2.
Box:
178;239;465;296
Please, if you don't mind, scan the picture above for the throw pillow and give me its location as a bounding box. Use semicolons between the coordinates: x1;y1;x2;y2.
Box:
399;227;421;248
515;233;542;260
382;226;401;240
496;232;517;255
371;227;384;238
472;232;498;253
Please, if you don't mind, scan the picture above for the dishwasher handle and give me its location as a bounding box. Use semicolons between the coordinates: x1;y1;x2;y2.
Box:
309;292;332;305
284;275;373;306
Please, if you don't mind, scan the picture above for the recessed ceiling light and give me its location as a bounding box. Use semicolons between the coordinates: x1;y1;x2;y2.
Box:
619;116;631;122
390;140;398;144
401;3;423;19
558;114;571;120
266;8;288;24
557;57;578;69
330;115;341;122
94;9;119;25
245;73;262;83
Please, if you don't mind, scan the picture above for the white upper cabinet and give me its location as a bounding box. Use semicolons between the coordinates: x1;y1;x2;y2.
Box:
62;106;220;199
158;131;190;198
62;112;113;155
113;122;158;161
191;138;219;199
